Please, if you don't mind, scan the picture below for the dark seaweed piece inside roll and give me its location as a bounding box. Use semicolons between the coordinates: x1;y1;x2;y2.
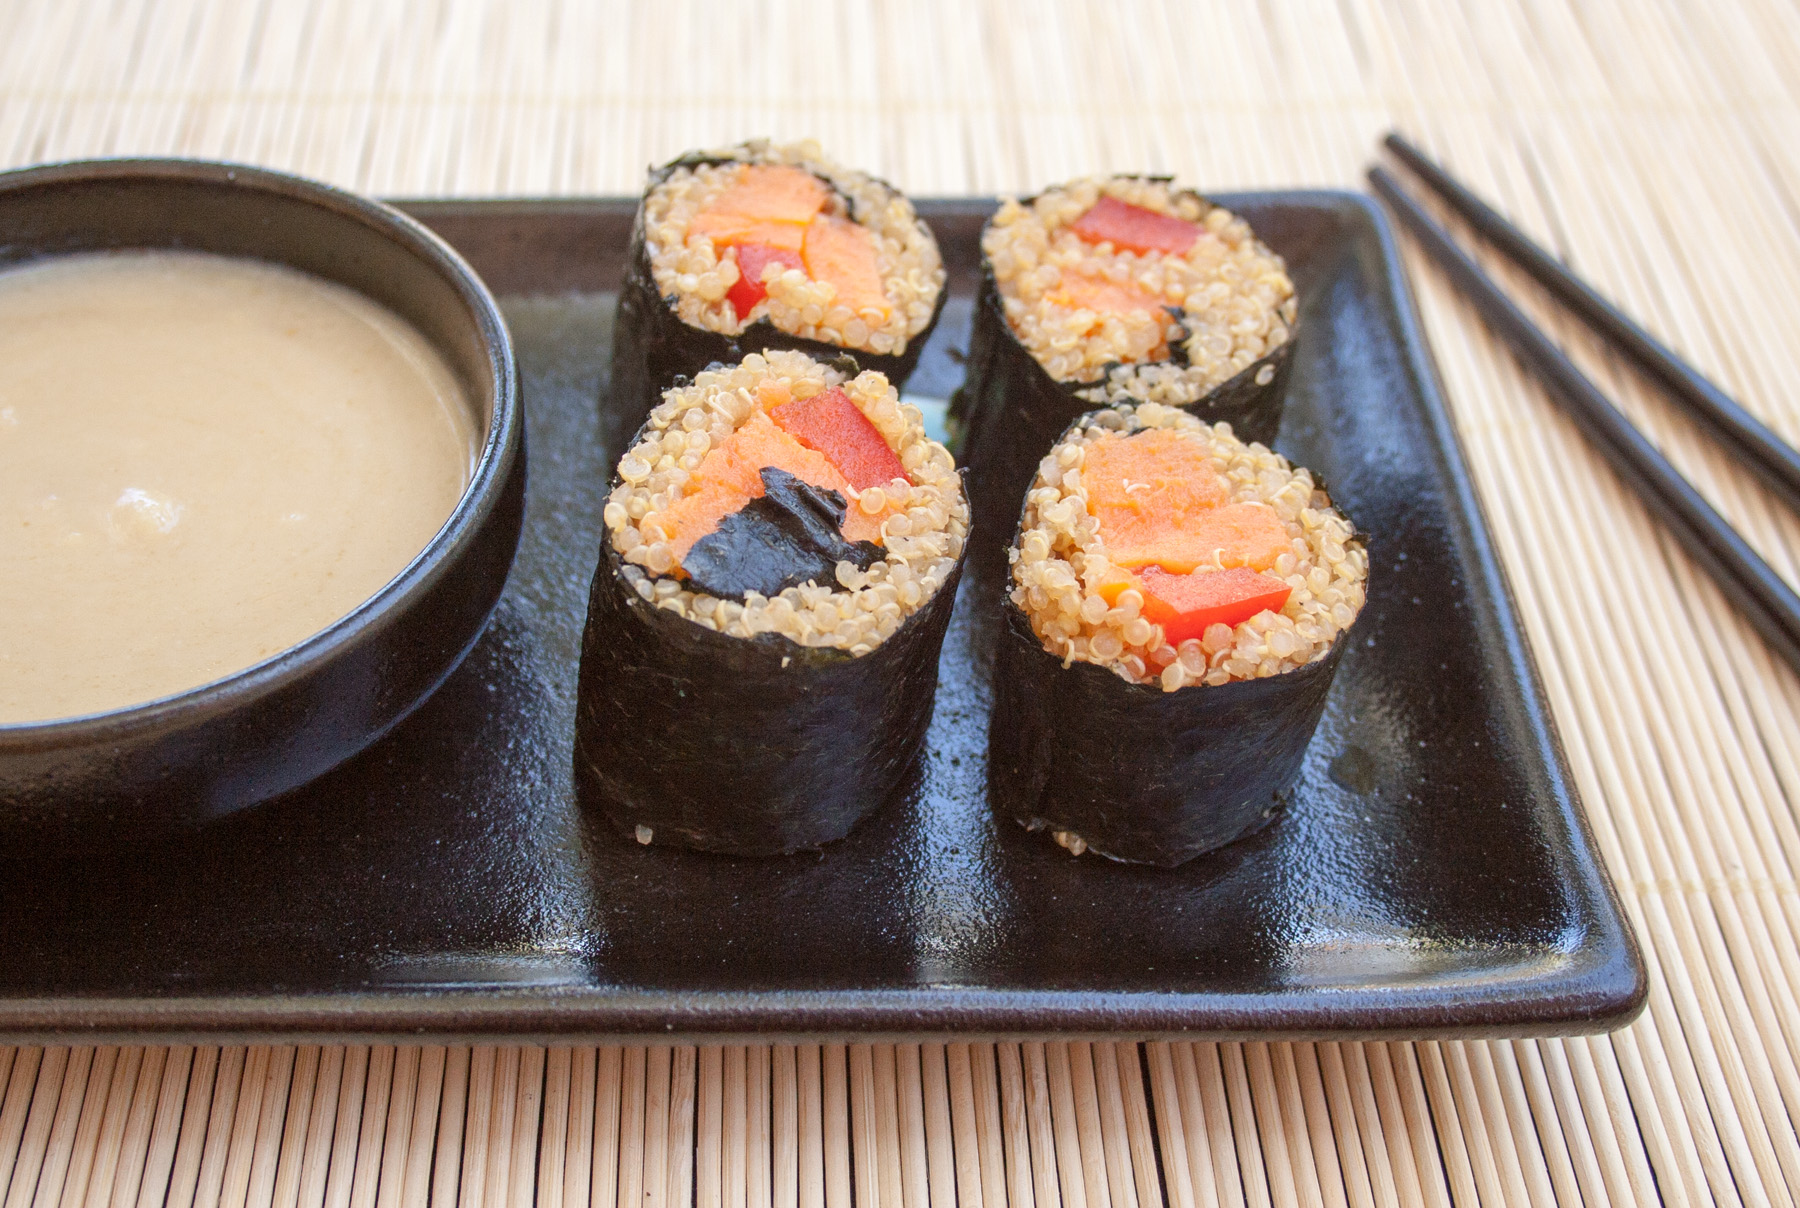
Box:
991;403;1365;866
577;350;970;855
610;140;950;436
952;176;1299;540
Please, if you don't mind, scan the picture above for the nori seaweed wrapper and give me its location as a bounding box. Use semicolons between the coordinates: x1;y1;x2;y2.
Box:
951;205;1299;544
574;518;966;857
609;150;951;437
989;593;1349;867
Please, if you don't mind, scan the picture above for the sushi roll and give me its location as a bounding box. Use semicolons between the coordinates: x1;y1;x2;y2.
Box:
990;403;1366;867
955;176;1299;536
610;140;949;435
576;349;969;855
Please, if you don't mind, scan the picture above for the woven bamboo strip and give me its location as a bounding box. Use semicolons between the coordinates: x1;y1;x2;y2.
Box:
429;1049;467;1208
620;1048;648;1208
102;1048;162;1208
348;1045;390;1208
268;1048;315;1208
893;1046;929;1208
796;1047;824;1208
1217;1046;1270;1208
771;1047;798;1208
404;1047;447;1208
243;1047;292;1208
594;1046;623;1208
9;0;1800;1202
54;1046;117;1208
697;1048;723;1208
992;1047;1032;1208
189;1047;241;1208
641;1047;669;1208
969;1048;1006;1208
822;1049;850;1208
669;1048;699;1208
846;1048;875;1208
1016;1047;1059;1208
76;1046;140;1208
869;1046;903;1208
918;1048;955;1208
538;1049;570;1208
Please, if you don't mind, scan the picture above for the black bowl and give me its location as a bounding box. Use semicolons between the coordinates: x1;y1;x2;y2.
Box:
0;159;525;839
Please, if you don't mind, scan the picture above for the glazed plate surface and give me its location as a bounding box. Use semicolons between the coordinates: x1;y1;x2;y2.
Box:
0;196;1643;1041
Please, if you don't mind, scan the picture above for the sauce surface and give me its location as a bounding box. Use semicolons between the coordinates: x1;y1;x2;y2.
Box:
0;251;477;724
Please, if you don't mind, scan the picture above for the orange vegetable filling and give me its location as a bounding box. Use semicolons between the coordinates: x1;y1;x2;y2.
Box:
1083;429;1297;646
1048;270;1170;318
1069;195;1202;257
1045;270;1171;360
1082;429;1226;564
652;397;907;567
802;216;891;320
685;163;892;323
688;164;831;252
1084;432;1289;574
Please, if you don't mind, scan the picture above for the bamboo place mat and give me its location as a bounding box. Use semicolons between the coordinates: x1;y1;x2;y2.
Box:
4;0;1800;1203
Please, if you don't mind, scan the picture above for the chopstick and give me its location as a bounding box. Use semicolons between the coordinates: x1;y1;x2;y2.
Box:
1383;131;1800;517
1366;164;1800;676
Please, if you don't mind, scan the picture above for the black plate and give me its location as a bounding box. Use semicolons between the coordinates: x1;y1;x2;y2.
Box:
0;196;1643;1042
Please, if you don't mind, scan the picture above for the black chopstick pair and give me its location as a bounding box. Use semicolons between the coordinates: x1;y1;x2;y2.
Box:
1369;133;1800;678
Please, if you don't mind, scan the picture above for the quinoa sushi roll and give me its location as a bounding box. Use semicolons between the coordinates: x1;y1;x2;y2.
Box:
955;176;1299;536
990;403;1365;867
577;350;969;855
611;140;949;435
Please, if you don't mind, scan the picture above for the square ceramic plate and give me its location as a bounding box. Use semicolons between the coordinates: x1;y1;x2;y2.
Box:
0;196;1643;1042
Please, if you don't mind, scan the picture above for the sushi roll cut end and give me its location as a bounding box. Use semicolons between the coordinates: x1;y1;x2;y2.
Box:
579;349;969;855
985;177;1297;406
1013;403;1365;690
605;349;967;649
992;403;1367;867
956;176;1300;540
643;140;946;360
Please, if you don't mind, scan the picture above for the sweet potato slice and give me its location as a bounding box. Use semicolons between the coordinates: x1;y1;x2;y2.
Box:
1084;430;1290;572
802;216;891;320
656;412;888;561
1101;498;1291;576
689;164;831;252
1163;502;1292;573
1082;430;1229;563
1048;269;1169;318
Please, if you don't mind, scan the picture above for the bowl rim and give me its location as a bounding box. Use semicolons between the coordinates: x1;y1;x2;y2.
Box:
0;155;521;742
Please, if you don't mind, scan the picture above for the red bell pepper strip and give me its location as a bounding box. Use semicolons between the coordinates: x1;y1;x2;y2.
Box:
770;387;907;491
727;243;805;318
1070;195;1202;257
1134;565;1292;645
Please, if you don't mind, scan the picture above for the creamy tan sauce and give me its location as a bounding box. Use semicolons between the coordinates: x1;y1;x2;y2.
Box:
0;251;478;724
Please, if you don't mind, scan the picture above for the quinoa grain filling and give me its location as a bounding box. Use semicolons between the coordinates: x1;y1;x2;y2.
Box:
605;351;968;654
1011;404;1366;690
984;177;1298;407
643;140;945;358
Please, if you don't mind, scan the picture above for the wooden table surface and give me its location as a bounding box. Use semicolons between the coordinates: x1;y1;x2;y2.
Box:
4;1;1800;1204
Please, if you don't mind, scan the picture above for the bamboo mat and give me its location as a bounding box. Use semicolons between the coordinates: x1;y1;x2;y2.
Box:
4;0;1800;1202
